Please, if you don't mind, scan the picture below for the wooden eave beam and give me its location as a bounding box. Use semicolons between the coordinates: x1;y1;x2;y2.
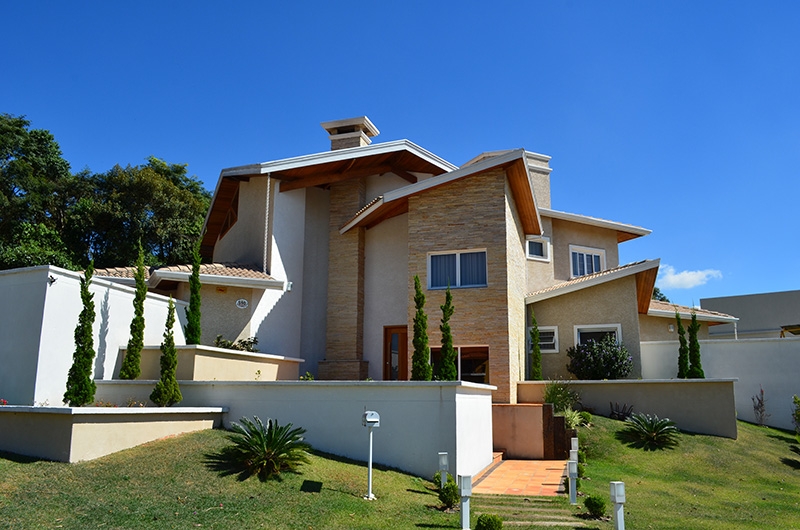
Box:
364;199;409;229
635;266;659;314
505;158;541;235
278;163;394;192
388;166;418;184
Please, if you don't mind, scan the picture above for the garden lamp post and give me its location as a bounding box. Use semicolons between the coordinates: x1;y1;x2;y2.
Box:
610;481;626;530
438;452;449;489
568;460;578;505
459;474;472;530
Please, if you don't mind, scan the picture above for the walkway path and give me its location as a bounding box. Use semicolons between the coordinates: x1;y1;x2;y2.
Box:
473;460;567;496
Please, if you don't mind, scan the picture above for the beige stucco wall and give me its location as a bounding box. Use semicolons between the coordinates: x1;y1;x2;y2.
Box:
407;169;518;402
492;404;545;459
525;216;557;295
504;179;528;403
549;218;619;282
531;275;642;379
179;284;259;345
212;177;269;267
638;314;711;342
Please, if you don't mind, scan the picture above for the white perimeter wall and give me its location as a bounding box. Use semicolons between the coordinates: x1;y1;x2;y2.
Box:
96;381;495;478
0;266;186;406
642;338;800;431
364;213;409;380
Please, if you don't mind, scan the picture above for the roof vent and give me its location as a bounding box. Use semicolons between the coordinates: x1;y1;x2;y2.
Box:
320;116;379;150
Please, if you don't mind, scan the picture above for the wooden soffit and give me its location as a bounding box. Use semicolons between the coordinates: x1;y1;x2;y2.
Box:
635;266;659;314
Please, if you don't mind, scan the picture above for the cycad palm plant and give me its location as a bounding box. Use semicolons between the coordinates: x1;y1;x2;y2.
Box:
618;412;680;450
223;416;311;481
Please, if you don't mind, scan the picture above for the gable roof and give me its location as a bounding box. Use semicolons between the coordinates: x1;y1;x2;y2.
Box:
525;259;660;314
540;208;651;243
647;299;738;325
200;140;456;260
94;263;283;290
339;149;543;236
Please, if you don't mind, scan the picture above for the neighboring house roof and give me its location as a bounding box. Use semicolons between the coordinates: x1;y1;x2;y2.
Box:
339;148;543;236
525;259;660;314
94;263;283;290
200;139;457;260
647;299;738;325
539;208;651;243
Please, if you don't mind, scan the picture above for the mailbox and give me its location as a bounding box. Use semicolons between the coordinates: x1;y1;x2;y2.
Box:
362;410;380;428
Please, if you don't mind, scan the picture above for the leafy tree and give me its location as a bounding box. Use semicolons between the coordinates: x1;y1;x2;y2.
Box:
686;311;705;378
676;312;689;379
437;286;457;380
63;262;97;406
411;275;432;381
184;241;202;344
0;222;77;269
652;286;670;302
119;243;146;379
150;297;182;406
528;310;543;380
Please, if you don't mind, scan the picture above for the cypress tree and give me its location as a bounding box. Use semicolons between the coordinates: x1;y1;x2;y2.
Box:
438;286;457;381
64;262;97;406
411;275;432;381
120;243;146;379
184;241;202;344
529;310;543;381
687;311;705;378
150;296;183;406
676;311;689;379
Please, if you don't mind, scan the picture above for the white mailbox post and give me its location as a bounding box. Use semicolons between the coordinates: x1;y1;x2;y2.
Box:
459;474;472;530
362;410;380;500
610;481;626;530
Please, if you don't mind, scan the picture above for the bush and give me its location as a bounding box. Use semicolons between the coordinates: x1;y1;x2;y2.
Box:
566;335;632;380
214;416;311;481
432;470;454;491
792;395;800;434
439;480;459;508
214;335;259;352
475;513;504;530
544;380;580;413
150;297;182;407
584;494;607;518
63;263;96;406
562;407;583;429
618;412;680;450
578;411;593;426
563;475;581;494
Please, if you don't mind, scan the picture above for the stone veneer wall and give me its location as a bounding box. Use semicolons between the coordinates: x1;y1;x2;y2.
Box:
407;169;522;403
319;178;368;379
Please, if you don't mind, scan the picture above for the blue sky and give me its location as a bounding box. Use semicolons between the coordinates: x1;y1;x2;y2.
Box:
4;1;798;307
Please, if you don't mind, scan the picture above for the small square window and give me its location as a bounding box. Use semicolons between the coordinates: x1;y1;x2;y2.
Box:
526;236;550;262
528;325;558;353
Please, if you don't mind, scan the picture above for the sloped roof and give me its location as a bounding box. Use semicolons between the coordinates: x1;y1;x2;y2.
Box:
647;299;738;324
526;259;660;314
540;208;651;243
94;263;282;290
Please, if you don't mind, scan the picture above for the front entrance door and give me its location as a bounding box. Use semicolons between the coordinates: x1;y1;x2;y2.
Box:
383;326;408;380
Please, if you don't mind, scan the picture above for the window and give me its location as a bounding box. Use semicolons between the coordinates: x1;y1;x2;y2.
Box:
528;325;558;353
526;236;550;262
429;250;487;289
569;245;606;278
430;346;489;384
574;324;622;346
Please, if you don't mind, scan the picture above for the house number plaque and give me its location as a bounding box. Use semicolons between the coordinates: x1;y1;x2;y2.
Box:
235;299;248;309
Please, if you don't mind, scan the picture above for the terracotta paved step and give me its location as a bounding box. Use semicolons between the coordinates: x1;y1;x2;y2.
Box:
473;460;567;496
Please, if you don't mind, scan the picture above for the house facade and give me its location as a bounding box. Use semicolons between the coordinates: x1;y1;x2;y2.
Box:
111;117;735;403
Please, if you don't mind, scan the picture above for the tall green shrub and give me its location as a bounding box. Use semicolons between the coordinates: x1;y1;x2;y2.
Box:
63;262;97;406
437;286;457;380
184;241;202;344
687;311;705;378
411;275;432;381
676;312;689;379
566;335;632;380
150;296;182;406
529;310;543;380
120;243;146;379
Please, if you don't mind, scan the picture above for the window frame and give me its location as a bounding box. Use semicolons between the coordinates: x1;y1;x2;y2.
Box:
427;249;488;289
569;244;606;278
528;325;558;353
429;344;489;383
573;324;622;346
526;235;551;262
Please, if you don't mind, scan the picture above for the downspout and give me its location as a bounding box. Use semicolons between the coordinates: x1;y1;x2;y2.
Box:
263;173;272;274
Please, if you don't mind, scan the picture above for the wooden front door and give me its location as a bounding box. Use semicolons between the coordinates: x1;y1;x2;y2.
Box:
383;326;408;381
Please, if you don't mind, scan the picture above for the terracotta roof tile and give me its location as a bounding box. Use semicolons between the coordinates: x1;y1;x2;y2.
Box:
95;262;274;281
93;266;146;279
526;260;649;298
648;299;736;321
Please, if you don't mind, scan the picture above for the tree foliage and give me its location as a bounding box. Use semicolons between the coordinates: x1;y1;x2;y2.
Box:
411;275;432;381
566;335;632;380
119;243;146;379
652;286;670;302
528;310;543;380
150;297;182;406
184;241;202;344
676;312;689;379
63;262;96;406
437;286;457;381
0;114;211;271
687;311;705;378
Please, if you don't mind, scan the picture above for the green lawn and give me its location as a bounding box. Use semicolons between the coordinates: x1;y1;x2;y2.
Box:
1;417;798;529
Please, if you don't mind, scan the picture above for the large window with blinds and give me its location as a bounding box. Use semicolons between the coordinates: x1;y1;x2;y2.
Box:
428;250;487;289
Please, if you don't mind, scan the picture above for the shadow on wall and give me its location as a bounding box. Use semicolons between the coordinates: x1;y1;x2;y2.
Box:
95;290;110;379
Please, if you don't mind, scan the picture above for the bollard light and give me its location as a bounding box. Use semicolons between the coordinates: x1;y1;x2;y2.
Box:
459;475;472;530
438;452;449;489
568;460;578;505
610;481;626;530
571;437;579;451
570;449;578;463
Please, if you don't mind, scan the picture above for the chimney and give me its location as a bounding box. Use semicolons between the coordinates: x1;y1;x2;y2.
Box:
320;116;379;150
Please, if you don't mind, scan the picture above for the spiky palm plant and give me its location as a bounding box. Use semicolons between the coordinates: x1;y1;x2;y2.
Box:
223;416;311;481
618;412;680;450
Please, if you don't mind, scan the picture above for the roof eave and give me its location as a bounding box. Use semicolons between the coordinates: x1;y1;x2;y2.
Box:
149;270;285;291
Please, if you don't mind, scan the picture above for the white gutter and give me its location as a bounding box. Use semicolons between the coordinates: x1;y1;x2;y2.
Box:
539;208;651;237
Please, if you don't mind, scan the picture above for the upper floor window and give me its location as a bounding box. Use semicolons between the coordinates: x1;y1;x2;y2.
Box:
569;245;606;278
526;236;551;262
429;250;487;289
